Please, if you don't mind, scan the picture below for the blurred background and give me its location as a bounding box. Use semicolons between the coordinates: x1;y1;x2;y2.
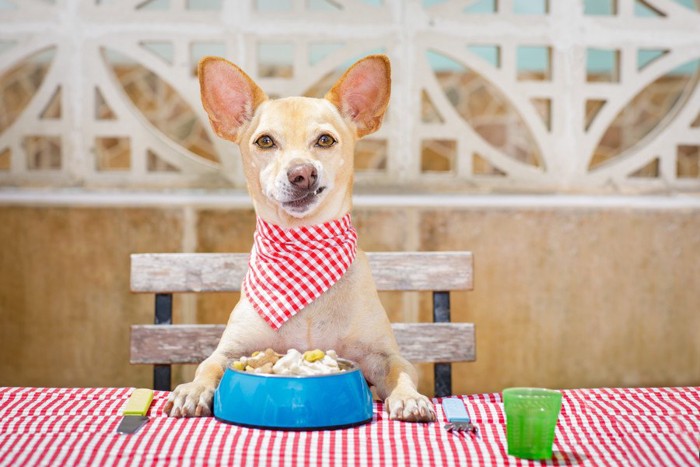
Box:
1;0;699;396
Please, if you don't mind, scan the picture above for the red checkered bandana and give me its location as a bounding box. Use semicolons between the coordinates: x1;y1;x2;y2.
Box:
243;213;358;330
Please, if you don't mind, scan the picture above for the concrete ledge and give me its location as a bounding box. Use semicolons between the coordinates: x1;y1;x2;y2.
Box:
0;188;699;210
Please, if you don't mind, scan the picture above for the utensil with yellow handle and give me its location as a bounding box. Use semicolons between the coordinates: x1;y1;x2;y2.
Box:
117;388;154;434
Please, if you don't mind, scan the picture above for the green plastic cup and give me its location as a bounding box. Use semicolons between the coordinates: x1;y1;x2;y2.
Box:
502;388;562;460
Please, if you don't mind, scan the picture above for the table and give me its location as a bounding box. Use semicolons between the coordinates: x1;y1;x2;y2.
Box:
0;386;698;466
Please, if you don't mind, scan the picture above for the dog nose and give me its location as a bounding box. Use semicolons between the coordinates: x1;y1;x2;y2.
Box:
287;163;317;190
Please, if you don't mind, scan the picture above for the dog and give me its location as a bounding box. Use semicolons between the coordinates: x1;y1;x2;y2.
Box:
163;54;435;423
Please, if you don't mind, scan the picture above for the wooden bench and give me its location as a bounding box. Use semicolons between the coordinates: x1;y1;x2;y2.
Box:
130;251;474;397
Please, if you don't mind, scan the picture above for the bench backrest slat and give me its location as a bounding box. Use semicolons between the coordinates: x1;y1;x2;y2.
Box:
130;252;473;293
130;323;475;364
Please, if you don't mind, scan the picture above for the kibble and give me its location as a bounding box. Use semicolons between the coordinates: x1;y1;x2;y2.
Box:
230;348;347;375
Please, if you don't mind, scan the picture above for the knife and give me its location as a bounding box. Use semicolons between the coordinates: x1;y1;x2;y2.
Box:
442;398;476;433
117;388;154;434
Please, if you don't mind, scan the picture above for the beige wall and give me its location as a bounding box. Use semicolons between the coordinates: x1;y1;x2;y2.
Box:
1;203;699;395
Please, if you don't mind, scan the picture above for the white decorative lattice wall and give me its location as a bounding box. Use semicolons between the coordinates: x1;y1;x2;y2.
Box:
1;0;699;193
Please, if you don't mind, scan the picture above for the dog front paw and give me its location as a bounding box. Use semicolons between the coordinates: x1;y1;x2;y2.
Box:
164;382;215;418
385;391;436;422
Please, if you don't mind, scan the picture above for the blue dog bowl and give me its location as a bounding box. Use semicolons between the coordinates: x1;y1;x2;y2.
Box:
213;359;373;430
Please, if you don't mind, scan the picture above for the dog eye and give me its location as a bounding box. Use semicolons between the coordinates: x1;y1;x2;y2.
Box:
316;134;336;148
255;135;276;149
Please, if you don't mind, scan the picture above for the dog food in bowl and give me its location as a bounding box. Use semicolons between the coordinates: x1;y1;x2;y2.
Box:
215;349;373;430
230;348;352;376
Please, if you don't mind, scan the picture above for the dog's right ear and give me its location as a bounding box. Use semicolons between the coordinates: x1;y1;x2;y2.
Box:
198;57;267;143
325;54;391;138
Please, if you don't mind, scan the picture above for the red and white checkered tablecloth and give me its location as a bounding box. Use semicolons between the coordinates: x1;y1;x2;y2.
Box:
0;386;698;466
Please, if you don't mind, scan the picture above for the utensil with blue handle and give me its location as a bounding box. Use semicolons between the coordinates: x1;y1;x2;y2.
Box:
442;398;476;433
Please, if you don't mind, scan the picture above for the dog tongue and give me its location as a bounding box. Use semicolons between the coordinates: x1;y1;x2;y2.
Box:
285;192;315;208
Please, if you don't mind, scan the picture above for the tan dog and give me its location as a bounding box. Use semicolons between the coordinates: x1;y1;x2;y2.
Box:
164;55;435;422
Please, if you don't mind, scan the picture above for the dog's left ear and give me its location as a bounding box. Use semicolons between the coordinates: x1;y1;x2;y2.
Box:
198;57;268;143
325;55;391;138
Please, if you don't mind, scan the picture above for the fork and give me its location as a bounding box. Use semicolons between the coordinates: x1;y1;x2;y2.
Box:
442;398;477;433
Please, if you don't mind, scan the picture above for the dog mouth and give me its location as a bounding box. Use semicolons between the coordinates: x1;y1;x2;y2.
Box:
281;186;326;212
